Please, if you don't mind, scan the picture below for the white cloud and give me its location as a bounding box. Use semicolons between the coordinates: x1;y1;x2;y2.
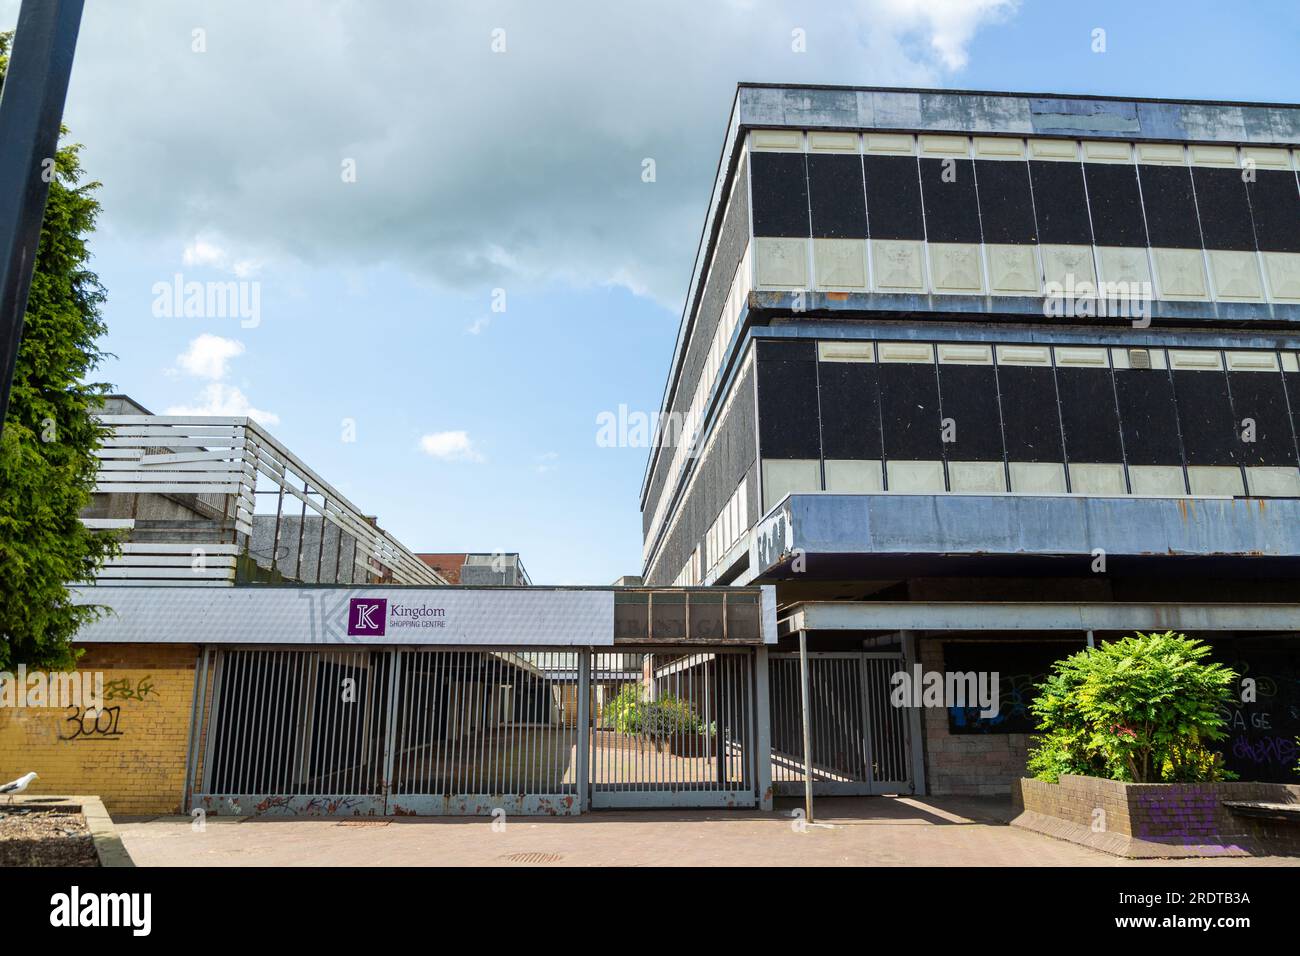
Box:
165;384;280;427
420;431;484;462
46;0;1021;309
181;235;263;277
535;451;559;474
174;334;245;380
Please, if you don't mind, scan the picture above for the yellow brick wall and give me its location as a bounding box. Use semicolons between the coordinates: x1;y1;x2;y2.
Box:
0;643;198;816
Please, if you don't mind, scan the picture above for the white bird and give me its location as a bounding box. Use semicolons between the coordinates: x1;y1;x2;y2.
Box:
1;772;37;804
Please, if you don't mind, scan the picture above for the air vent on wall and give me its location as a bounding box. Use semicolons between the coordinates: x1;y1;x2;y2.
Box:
1128;348;1152;370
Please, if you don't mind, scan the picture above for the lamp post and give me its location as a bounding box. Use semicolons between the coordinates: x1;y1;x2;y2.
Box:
0;0;85;426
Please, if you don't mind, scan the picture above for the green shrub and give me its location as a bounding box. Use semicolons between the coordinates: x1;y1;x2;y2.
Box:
1026;631;1236;784
606;684;713;738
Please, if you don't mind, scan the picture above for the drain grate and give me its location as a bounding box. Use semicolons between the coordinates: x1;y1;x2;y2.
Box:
502;851;564;864
336;819;391;828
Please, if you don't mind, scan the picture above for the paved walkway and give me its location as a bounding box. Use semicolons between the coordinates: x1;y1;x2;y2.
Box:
115;797;1300;867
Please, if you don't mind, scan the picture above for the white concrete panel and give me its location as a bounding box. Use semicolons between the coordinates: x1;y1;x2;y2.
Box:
1208;250;1265;301
871;239;926;292
929;243;985;293
1187;465;1245;496
1225;351;1279;373
754;237;808;289
947;460;1007;493
1262;252;1300;303
1096;246;1153;291
864;133;914;155
750;129;803;151
761;458;822;512
1040;244;1098;291
877;341;935;363
808;131;859;153
918;134;968;157
824;459;884;493
1188;144;1237;167
1009;462;1067;493
996;344;1051;366
1082;141;1132;164
886;460;945;493
1068;462;1127;495
973;136;1025;160
1245;466;1300;497
1128;465;1186;496
1169;349;1223;371
1241;147;1292;170
1028;138;1078;161
1055;346;1109;368
813;238;868;290
1284;353;1300;373
937;344;993;365
1136;143;1185;165
1152;247;1210;300
986;244;1040;295
818;341;874;363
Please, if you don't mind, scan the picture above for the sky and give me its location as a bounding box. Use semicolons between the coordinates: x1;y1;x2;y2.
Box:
1;0;1298;584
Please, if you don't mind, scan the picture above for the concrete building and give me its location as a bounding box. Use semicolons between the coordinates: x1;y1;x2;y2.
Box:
640;85;1300;796
82;395;443;587
417;553;533;586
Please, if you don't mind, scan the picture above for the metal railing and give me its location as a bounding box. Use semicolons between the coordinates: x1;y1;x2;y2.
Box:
86;414;445;587
769;652;912;795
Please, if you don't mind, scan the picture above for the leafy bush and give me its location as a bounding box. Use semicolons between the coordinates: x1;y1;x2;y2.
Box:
1026;631;1237;784
606;684;713;738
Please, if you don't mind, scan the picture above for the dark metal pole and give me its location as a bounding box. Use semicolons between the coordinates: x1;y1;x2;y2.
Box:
798;628;814;824
0;0;85;427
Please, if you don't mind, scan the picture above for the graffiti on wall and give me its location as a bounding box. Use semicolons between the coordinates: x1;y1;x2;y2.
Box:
59;675;158;744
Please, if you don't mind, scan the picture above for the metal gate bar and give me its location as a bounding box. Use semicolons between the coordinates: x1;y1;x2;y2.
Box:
589;648;755;808
769;652;912;796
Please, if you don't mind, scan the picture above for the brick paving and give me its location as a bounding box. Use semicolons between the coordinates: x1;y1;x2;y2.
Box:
115;796;1300;867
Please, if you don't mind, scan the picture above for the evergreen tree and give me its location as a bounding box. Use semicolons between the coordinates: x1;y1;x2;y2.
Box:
0;31;115;670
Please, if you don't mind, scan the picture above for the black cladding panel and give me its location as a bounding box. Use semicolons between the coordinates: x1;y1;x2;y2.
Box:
878;361;943;461
1084;163;1148;248
1113;368;1184;466
750;151;810;238
1056;367;1124;463
997;365;1064;461
807;154;867;239
1138;164;1202;249
937;364;1003;461
863;155;925;241
1172;368;1239;465
1191;166;1257;251
920;158;982;244
1246;170;1300;254
1227;370;1299;467
1028;160;1093;246
975;160;1037;244
756;343;821;459
818;360;882;460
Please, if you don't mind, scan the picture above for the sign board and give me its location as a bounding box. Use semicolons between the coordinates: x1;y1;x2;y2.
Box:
70;586;615;646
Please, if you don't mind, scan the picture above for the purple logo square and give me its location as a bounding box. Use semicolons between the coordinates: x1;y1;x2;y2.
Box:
347;598;387;636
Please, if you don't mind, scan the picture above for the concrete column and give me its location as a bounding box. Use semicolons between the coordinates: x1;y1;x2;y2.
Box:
901;630;927;796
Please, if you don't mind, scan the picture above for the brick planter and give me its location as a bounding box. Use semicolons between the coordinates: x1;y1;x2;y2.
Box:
1012;774;1300;858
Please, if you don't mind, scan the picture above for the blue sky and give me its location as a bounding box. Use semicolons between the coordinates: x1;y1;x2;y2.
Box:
3;0;1297;584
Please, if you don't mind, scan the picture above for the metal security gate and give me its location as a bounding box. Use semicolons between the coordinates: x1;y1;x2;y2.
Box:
588;649;756;808
769;652;912;795
388;650;580;815
191;647;581;816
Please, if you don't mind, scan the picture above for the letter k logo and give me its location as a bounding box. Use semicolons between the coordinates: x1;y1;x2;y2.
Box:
346;598;387;636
